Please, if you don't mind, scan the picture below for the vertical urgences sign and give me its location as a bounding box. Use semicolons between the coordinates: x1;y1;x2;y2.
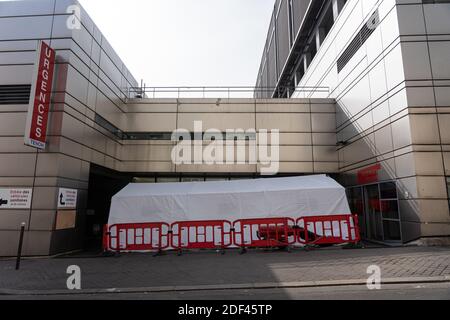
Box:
24;40;56;150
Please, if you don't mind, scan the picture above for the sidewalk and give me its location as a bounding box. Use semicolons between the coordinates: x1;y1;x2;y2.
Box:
1;246;450;295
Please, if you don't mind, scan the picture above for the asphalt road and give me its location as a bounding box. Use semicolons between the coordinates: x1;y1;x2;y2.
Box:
2;282;449;300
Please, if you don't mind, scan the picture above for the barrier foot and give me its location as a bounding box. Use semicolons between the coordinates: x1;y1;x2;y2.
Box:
239;248;247;255
343;242;365;250
101;250;116;258
153;250;164;257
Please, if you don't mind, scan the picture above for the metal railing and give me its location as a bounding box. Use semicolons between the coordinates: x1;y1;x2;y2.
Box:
127;86;330;99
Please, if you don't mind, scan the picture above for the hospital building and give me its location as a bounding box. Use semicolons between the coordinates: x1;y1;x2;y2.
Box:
0;0;449;256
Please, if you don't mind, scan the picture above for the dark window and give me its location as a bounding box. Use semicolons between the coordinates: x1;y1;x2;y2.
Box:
295;59;305;85
381;200;399;220
94;114;124;139
125;132;172;141
288;0;295;47
380;182;397;199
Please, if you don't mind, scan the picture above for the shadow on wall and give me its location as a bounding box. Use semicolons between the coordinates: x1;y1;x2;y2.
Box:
335;102;421;243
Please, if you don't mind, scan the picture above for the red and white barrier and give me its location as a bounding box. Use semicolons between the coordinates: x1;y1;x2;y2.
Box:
103;214;361;253
171;220;233;251
108;222;170;252
296;215;360;245
233;218;296;249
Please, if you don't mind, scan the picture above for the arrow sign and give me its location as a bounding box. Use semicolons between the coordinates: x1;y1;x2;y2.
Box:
59;193;66;206
57;188;77;209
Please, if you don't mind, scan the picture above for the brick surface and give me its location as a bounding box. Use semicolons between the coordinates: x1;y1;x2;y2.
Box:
0;246;449;291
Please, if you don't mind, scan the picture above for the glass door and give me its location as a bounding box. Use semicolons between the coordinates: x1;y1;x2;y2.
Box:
347;187;365;238
379;182;401;242
363;184;384;241
348;182;402;244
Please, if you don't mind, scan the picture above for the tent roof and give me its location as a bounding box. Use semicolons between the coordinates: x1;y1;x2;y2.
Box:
113;175;344;198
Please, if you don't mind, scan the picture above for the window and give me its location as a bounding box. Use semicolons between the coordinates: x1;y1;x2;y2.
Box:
295;59;305;85
93;116;258;142
288;0;295;47
95;114;124;139
132;177;156;183
182;177;205;182
380;182;397;199
125;132;172;141
156;177;180;183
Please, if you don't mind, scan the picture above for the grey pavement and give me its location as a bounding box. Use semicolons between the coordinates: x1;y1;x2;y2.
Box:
1;246;450;295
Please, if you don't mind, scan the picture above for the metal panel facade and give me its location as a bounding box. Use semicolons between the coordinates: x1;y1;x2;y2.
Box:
276;0;290;80
292;0;311;40
256;0;450;242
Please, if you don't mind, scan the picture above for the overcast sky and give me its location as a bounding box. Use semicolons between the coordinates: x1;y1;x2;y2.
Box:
78;0;275;88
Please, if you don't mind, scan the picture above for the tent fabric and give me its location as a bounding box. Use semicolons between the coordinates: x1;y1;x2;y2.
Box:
108;175;351;226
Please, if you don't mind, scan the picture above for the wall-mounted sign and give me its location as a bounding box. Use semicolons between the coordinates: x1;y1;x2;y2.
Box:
0;188;32;209
57;188;78;209
357;164;382;185
24;40;56;150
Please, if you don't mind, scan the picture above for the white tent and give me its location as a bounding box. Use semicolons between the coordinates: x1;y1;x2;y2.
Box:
108;175;351;225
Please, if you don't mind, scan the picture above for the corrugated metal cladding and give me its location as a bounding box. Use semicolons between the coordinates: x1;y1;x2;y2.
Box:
292;0;311;38
276;0;290;78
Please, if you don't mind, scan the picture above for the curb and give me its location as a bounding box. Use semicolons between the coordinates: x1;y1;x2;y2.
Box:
1;275;450;297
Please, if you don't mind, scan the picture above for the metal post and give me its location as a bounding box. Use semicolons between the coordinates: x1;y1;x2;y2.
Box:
15;222;26;270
